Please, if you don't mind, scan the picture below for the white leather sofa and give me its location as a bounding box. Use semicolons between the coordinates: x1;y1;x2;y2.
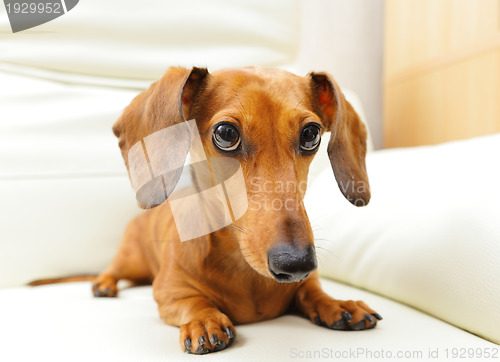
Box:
1;1;499;361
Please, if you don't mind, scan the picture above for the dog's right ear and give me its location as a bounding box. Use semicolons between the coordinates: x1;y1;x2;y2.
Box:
308;72;370;206
112;67;209;209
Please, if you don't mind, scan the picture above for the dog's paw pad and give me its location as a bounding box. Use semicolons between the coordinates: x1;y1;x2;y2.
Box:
309;299;381;331
92;276;118;298
92;285;117;297
180;317;236;354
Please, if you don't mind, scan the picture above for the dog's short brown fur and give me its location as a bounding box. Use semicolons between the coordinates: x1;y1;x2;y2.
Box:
93;67;381;354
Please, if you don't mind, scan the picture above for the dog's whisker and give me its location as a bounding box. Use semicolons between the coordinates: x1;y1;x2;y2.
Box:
294;95;306;111
235;94;249;119
225;226;242;234
230;225;246;234
231;222;247;233
315;246;338;260
314;238;335;243
225;224;247;234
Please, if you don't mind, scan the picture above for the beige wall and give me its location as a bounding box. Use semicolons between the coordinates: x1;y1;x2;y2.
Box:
298;0;385;149
384;0;500;148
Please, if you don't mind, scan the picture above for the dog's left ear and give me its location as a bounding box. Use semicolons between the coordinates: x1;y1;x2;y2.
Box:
112;67;209;209
309;72;370;206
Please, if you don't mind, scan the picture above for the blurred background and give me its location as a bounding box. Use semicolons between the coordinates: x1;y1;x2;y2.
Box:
384;0;500;148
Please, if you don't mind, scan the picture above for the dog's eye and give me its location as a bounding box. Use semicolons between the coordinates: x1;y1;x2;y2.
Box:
213;123;241;151
300;124;321;152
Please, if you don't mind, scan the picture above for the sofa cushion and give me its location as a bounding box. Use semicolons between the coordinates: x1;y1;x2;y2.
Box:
0;72;140;288
0;0;299;85
0;279;495;362
305;134;500;344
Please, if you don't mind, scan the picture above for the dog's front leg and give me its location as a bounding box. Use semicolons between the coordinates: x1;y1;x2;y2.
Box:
154;286;236;354
294;272;382;331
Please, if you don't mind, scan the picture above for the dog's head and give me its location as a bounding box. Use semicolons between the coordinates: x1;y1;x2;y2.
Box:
113;66;370;283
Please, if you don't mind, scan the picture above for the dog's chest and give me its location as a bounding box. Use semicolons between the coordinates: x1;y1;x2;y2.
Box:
215;278;297;324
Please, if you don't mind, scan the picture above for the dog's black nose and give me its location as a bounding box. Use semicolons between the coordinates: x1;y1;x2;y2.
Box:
267;244;317;283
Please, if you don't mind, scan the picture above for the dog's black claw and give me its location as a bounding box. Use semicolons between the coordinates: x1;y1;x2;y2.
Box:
225;326;235;340
184;338;192;352
330;318;346;330
365;313;375;324
341;311;353;322
194;337;209;355
214;341;227;352
372;313;383;321
314;316;322;326
195;345;209;355
349;319;366;331
210;334;227;352
93;287;116;298
103;288;116;297
210;334;218;345
94;289;108;297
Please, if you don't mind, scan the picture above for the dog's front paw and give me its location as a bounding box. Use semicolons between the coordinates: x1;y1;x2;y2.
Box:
92;274;118;297
307;297;382;331
180;314;236;354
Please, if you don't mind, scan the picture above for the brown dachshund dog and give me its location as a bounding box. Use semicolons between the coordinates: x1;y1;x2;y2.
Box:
92;67;381;354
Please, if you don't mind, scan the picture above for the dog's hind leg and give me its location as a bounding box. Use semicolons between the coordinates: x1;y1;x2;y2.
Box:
93;218;155;297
